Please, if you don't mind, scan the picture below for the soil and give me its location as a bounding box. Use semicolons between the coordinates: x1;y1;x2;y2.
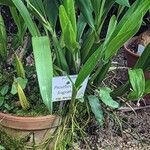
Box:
127;29;150;54
127;39;138;53
1;6;17;33
79;108;150;150
78;49;150;150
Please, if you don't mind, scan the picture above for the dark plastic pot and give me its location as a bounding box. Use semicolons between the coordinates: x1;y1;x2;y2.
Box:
124;37;150;105
0;112;60;149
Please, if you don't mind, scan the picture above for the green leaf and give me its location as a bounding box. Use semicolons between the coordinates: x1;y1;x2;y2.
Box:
10;7;27;48
26;0;51;31
128;69;145;100
104;15;117;46
115;0;130;7
75;45;103;88
88;95;104;126
59;5;69;33
93;61;111;85
59;5;78;52
64;0;77;34
114;0;150;36
134;43;150;71
0;0;14;6
44;0;59;29
103;14;143;61
77;0;95;30
63;23;78;51
17;83;30;110
99;87;119;108
0;14;7;59
0;97;4;107
112;42;150;98
0;15;7;42
103;0;115;18
32;36;53;112
11;77;28;95
10;7;22;36
11;0;39;37
103;0;150;61
14;53;25;79
81;31;95;62
27;0;46;18
92;0;102;16
77;14;87;42
144;80;150;95
0;85;9;96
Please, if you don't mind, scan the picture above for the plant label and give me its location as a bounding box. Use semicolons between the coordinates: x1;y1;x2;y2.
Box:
52;75;88;102
137;44;145;55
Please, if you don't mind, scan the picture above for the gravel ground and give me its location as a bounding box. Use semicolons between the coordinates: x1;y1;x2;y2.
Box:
79;108;150;150
78;48;150;150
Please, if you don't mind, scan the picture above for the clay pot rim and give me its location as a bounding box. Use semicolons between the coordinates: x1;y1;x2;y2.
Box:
124;36;140;58
0;111;57;120
0;112;60;130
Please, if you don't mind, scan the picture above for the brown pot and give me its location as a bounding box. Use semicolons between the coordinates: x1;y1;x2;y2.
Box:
0;112;61;149
124;37;139;68
124;37;150;105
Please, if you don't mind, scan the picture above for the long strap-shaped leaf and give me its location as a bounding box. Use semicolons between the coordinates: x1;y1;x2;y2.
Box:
0;0;14;6
75;45;103;88
0;14;7;59
76;0;150;91
44;0;59;29
116;0;130;7
14;53;25;79
32;36;53;112
17;83;30;110
11;0;39;37
77;0;95;30
64;0;77;34
11;0;53;112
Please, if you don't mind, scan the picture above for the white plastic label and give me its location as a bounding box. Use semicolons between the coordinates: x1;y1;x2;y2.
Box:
137;44;145;55
52;75;88;102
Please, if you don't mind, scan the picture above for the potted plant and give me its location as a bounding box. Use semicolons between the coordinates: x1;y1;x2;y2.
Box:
0;0;150;149
0;3;60;150
124;29;150;69
124;29;150;105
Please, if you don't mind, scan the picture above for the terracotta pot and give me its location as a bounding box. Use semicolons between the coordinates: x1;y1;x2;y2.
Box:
124;37;150;105
124;37;139;68
0;112;61;149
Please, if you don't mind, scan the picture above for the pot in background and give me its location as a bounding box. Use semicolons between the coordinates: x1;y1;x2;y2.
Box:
0;112;60;149
124;36;150;105
124;37;139;68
